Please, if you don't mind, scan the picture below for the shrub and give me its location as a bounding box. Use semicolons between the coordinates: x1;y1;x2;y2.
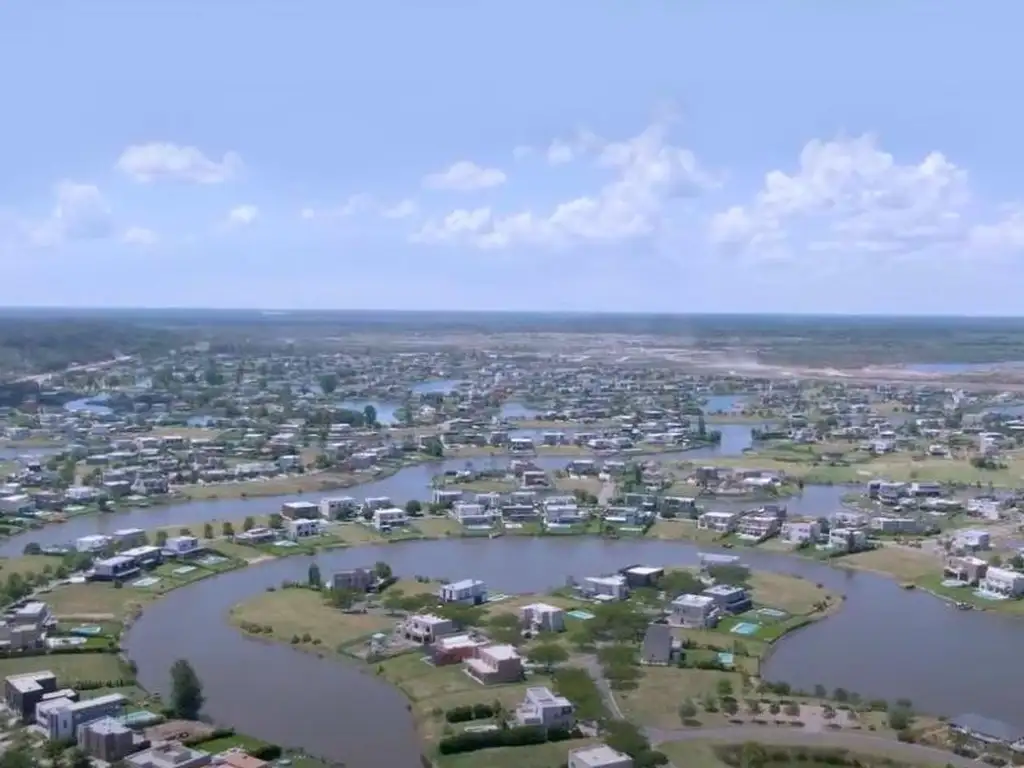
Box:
438;725;548;755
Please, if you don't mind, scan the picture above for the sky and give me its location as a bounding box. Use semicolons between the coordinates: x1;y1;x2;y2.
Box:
2;1;1024;315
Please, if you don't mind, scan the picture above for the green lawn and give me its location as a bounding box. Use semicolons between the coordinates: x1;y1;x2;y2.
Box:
437;739;597;768
0;652;132;685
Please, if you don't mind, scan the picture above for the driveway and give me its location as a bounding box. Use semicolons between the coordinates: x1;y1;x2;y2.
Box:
646;725;976;767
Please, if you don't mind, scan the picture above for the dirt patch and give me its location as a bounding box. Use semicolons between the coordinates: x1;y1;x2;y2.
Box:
145;719;215;742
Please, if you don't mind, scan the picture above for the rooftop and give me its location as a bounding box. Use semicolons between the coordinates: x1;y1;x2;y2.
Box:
569;744;633;767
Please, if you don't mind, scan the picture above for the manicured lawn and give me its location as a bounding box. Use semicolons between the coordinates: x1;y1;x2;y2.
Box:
379;653;535;743
483;593;583;618
748;572;831;615
437;738;598;768
414;518;465;537
915;574;1024;615
838;546;940;581
230;588;396;649
193;733;269;754
616;666;745;729
0;652;132;684
649;519;724;543
0;555;62;579
44;583;155;619
331;523;386;545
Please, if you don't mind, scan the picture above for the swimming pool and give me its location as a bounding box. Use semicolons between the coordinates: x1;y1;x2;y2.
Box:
730;621;760;636
132;576;160;588
717;652;735;666
756;607;788;619
567;609;595;620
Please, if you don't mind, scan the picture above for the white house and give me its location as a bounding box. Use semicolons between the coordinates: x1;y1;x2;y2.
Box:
439;579;487;605
286;518;323;540
281;501;319;519
515;686;575;730
781;520;821;544
372;507;408;530
980;567;1024;598
163;536;200;556
319;496;357;519
75;534;112;553
670;594;719;628
450;503;501;527
579;575;628;602
697;510;741;533
520;602;565;632
568;745;634;768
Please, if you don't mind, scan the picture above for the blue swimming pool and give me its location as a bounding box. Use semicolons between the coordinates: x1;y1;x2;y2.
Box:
730;621;760;636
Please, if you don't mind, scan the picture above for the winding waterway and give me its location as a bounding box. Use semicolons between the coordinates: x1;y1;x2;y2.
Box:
121;537;1024;768
14;422;1018;767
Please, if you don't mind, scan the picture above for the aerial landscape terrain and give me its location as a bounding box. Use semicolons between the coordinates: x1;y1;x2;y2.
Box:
6;1;1024;766
2;309;1024;768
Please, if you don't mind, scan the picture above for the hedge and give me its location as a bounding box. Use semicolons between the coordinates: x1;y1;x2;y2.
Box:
444;703;495;723
438;726;571;755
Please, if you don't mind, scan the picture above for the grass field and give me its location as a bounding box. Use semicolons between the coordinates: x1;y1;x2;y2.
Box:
437;738;598;768
616;667;745;729
43;583;155;619
748;572;831;615
0;554;60;579
0;652;131;684
414;518;465;537
176;470;362;501
553;476;604;496
230;588;395;649
649;519;724;543
838;546;941;581
379;652;536;743
482;593;583;618
659;738;942;767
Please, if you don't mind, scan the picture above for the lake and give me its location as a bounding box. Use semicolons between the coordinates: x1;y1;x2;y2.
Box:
124;536;1024;768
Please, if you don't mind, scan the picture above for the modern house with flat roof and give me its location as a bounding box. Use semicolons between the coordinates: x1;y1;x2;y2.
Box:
670;593;720;628
439;579;487;605
568;743;634;768
514;686;575;729
4;670;57;721
464;644;524;685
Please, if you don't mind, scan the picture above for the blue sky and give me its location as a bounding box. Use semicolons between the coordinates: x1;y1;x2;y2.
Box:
2;1;1023;314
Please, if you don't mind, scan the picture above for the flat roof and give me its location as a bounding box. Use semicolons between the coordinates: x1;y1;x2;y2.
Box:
627;566;663;575
482;644;519;660
569;744;632;766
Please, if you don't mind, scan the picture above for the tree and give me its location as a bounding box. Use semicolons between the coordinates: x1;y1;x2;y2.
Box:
169;659;204;719
59;459;77;485
717;678;734;697
488;613;522;645
405;499;423;516
707;564;751;587
308;562;322;588
319;374;338;395
242;516;255;532
155;530;169;547
329;588;358;610
374;561;393;580
739;742;768;768
660;569;704;597
65;748;91;768
203;523;214;540
678;701;698;721
363;404;378;427
0;745;35;768
814;683;827;698
222;521;235;537
525;642;568;673
268;513;283;529
382;589;405;615
888;705;913;731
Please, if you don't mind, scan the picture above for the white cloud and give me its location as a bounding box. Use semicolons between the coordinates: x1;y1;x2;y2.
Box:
422;161;507;192
546;140;574;165
301;194;374;220
226;205;258;226
29;181;113;246
970;205;1024;253
512;145;533;161
708;135;971;260
381;199;418;219
117;142;242;184
121;226;158;246
413;121;715;249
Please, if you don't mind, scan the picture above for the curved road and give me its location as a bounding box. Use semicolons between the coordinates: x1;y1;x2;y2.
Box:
647;726;971;767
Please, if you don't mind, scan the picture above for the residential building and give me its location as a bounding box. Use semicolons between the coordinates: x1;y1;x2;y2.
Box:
697;510;741;533
4;670;57;721
403;614;455;644
828;527;867;553
319;496;357;519
372;507;408;531
578;575;628;602
92;555;141;581
640;623;673;665
568;744;635;768
621;566;664;588
781;520;821;544
870;516;920;534
980;567;1024;598
944;556;988;586
11;601;52;629
281;501;319;519
431;633;486;665
737;513;781;540
36;693;126;741
76;534;112;553
164;535;201;556
520;602;565;632
126;743;211;768
112;528;147;548
331;568;374;592
77;716;136;761
464;644;524;684
514;686;575;729
439;579;487;605
285;518;322;540
450;503;501;527
954;529;991;552
702;584;751;614
670;593;719;628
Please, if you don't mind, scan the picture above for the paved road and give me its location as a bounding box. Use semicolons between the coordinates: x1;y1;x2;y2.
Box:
647;726;971;767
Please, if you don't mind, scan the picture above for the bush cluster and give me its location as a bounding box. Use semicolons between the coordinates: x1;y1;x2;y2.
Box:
438;726;572;755
444;703;495;723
